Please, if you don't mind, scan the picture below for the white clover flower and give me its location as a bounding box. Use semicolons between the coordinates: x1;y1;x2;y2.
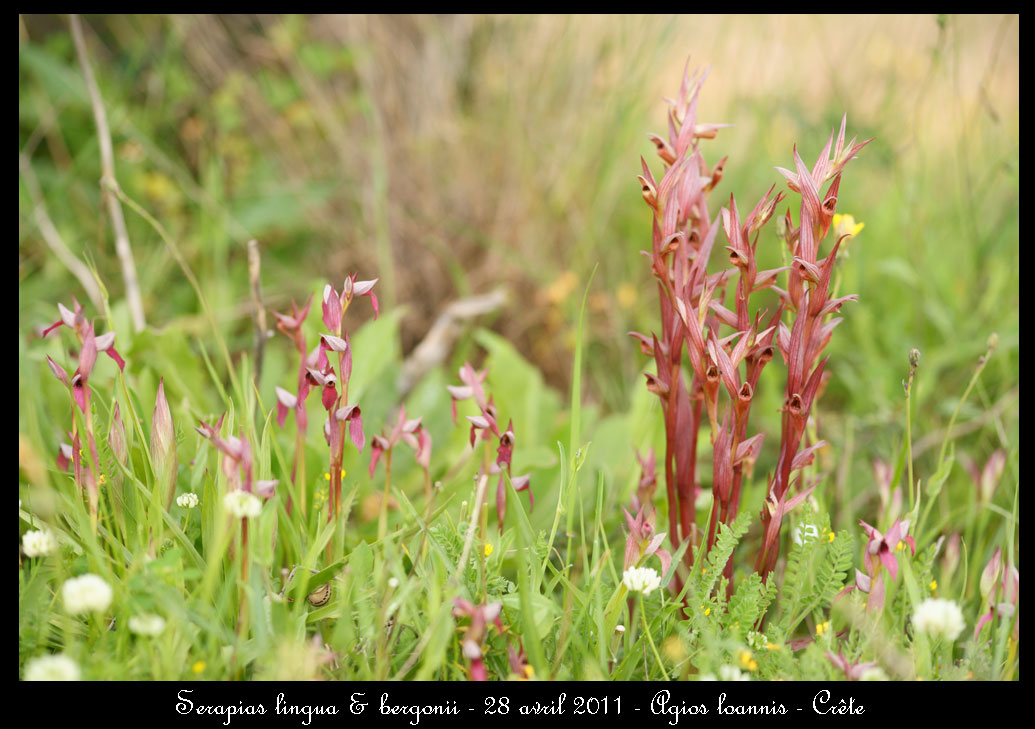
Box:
24;654;81;681
62;573;113;615
176;492;199;509
718;665;751;681
128;613;167;637
746;630;768;651
700;665;750;681
22;529;58;558
912;598;965;642
224;490;262;519
859;666;889;681
622;566;661;595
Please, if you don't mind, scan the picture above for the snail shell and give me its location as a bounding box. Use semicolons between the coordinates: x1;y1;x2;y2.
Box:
307;582;332;607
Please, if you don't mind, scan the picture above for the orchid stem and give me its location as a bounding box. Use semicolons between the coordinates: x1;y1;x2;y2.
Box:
377;450;393;541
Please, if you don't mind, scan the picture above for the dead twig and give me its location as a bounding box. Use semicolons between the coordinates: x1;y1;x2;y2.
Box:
396;288;508;396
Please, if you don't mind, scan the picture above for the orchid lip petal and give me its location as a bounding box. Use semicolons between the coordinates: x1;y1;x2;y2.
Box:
466;415;490;429
880;550;898;579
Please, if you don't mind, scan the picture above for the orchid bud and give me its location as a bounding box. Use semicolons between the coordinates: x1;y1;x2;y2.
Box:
415;428;432;470
150;379;178;509
942;533;961;576
980;548;1004;604
107;403;128;494
979;450;1007;503
322;284;343;335
775;211;791;242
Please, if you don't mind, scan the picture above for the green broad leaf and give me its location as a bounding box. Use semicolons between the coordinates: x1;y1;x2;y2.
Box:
348;309;404;405
501;591;559;638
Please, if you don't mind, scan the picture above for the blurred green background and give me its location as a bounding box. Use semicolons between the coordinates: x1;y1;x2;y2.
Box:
19;14;1018;538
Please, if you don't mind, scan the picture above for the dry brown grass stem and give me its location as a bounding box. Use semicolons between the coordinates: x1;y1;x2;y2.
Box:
19;149;104;312
69;14;146;333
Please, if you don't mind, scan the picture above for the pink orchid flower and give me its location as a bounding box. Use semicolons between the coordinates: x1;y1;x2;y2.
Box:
975;548;1019;640
368;406;424;477
42;299;126;374
623;506;672;578
858;517;916;581
826;650;880;681
452;598;504;682
195;417;277;500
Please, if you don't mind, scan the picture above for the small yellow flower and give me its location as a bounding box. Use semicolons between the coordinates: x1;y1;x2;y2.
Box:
524;665;535;679
832;214;865;240
827;531;836;543
929;580;938;592
484;543;494;557
324;472;330;481
703;607;711;616
99;474;106;485
766;642;781;651
896;541;904;551
192;661;206;674
816;620;832;636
